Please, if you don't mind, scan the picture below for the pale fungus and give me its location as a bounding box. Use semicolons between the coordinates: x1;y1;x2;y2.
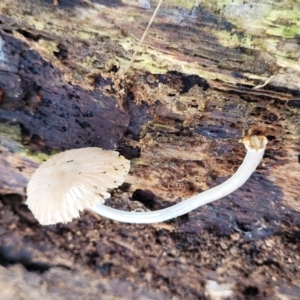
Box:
26;147;130;225
91;135;268;223
121;0;163;74
26;136;267;225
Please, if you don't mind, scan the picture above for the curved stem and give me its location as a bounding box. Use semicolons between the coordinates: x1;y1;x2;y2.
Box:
91;136;268;224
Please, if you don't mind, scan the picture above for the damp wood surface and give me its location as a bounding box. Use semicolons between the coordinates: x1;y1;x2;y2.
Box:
0;0;299;299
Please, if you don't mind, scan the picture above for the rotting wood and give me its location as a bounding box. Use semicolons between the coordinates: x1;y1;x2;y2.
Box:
0;0;299;299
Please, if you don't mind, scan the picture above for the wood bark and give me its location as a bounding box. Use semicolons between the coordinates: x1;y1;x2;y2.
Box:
0;0;299;299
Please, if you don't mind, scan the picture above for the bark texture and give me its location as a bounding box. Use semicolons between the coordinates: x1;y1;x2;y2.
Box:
0;0;299;299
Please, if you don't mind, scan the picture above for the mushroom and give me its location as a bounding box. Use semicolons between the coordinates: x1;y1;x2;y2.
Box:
91;135;267;223
120;0;163;74
26;147;130;225
26;136;267;225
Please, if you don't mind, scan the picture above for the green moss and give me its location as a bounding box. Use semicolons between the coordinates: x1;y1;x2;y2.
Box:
0;123;49;163
23;151;49;163
266;26;300;39
265;10;300;38
152;123;174;130
131;158;147;166
0;123;22;143
38;39;59;53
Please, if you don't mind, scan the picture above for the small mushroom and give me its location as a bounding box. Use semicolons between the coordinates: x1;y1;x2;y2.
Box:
120;0;163;74
26;147;130;225
27;136;267;225
91;136;268;223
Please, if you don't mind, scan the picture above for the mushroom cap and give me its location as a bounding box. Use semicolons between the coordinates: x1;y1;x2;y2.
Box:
27;147;130;225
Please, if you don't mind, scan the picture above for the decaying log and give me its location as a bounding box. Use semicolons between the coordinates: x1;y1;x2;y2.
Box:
0;0;299;299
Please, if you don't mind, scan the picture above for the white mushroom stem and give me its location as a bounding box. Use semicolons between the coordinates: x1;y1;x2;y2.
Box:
91;136;268;224
120;0;163;75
